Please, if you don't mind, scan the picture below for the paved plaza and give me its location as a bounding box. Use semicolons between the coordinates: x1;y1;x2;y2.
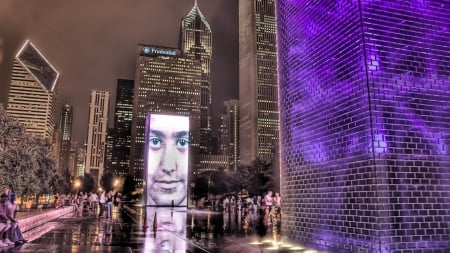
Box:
0;205;321;253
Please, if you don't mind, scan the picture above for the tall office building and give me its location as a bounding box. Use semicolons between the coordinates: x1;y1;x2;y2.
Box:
218;99;240;171
239;0;279;164
68;141;79;178
85;90;110;187
130;45;201;187
110;79;134;177
7;40;59;141
58;100;73;176
179;1;213;154
278;0;450;252
104;128;114;174
51;129;62;174
76;147;86;178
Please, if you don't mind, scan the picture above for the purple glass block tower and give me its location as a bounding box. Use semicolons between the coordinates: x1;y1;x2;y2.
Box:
277;1;450;252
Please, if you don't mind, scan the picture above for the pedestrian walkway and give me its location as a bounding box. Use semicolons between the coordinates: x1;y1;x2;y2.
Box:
1;204;324;252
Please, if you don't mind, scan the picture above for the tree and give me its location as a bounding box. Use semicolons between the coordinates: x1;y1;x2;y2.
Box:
31;137;57;194
209;170;234;196
238;158;275;196
248;158;275;195
191;173;209;200
0;107;58;197
52;173;70;194
122;174;136;198
82;173;95;193
100;172;114;192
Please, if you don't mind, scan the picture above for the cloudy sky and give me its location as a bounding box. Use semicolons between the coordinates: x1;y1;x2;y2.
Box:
0;0;239;144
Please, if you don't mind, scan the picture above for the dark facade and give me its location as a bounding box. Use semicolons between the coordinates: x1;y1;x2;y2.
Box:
58;100;73;177
130;45;201;187
218;99;240;172
239;0;279;164
278;0;450;252
110;79;134;177
179;3;213;155
7;40;59;141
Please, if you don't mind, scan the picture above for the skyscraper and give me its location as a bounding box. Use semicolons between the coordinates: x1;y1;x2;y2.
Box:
278;0;450;251
218;99;240;172
130;45;201;187
7;40;59;141
51;129;62;173
85;90;110;187
179;1;213;154
58;100;73;176
110;79;134;177
68;141;79;178
239;0;279;164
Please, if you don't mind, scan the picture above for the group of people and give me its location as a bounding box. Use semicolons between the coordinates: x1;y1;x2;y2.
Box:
216;191;282;214
263;191;282;230
0;187;28;248
70;190;120;219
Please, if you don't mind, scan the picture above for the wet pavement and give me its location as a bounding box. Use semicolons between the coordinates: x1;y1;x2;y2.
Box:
0;205;321;253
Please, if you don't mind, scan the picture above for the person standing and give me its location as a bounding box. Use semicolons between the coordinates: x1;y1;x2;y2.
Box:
0;194;15;247
90;191;99;214
264;191;273;211
274;192;281;208
99;191;106;218
106;191;113;219
264;191;274;228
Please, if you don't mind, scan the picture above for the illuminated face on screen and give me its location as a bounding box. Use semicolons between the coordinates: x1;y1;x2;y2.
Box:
146;114;189;206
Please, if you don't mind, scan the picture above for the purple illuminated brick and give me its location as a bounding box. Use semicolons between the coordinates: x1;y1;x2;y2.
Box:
278;0;450;252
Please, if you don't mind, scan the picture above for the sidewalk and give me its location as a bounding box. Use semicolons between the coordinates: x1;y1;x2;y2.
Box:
9;205;323;253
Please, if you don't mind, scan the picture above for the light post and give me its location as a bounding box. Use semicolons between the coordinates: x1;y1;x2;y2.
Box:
75;180;81;196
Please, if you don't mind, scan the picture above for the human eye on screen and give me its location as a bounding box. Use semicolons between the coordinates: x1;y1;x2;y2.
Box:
176;137;189;150
149;137;162;149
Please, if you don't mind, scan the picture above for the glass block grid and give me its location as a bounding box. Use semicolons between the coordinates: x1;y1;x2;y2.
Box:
277;0;450;252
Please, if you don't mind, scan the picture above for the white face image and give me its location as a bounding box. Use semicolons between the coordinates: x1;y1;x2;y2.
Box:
145;114;189;206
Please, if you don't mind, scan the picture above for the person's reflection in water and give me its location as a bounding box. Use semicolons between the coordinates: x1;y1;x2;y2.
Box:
144;207;187;253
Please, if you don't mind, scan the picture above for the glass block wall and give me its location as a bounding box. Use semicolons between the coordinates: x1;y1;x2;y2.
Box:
277;1;450;252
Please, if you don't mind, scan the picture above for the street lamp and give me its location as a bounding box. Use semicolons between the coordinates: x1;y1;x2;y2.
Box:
75;180;81;196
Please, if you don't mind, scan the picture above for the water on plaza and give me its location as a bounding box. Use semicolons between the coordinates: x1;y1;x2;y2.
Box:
12;205;319;253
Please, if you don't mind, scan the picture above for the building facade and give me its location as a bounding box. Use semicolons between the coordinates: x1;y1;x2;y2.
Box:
58;100;73;176
239;0;279;165
179;2;213;154
51;129;62;174
196;154;229;174
130;45;201;187
85;90;110;187
278;0;450;252
218;99;240;172
110;79;134;177
7;40;59;141
76;146;86;178
68;141;79;178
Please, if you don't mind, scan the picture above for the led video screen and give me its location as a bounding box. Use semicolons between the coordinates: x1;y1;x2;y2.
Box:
144;114;189;206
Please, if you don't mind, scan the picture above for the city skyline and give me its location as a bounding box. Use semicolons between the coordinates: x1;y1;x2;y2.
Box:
0;0;239;145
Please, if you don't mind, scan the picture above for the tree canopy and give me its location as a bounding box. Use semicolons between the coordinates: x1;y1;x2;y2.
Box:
0;106;58;197
190;157;276;199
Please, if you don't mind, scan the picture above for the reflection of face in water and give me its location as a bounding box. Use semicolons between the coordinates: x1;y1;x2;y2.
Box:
144;207;187;253
146;114;189;206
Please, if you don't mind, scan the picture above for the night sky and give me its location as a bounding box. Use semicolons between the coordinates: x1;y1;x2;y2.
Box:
0;0;239;144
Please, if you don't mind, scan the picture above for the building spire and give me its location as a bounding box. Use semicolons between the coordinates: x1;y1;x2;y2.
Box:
194;0;197;7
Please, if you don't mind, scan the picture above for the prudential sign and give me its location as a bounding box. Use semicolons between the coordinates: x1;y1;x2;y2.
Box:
143;46;177;56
